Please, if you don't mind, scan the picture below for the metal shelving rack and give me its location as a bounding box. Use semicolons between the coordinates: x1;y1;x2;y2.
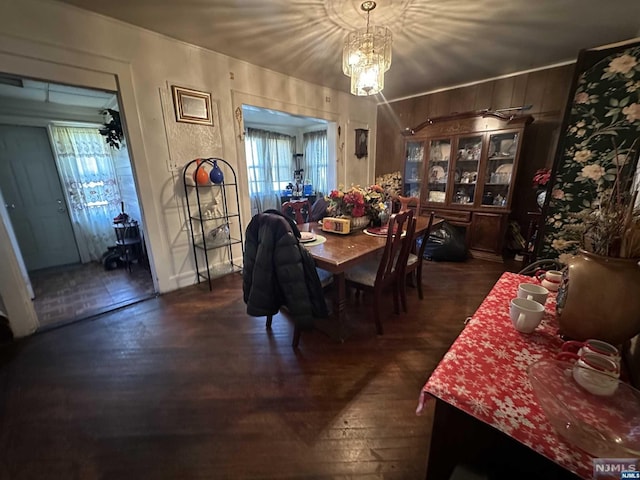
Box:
182;157;243;290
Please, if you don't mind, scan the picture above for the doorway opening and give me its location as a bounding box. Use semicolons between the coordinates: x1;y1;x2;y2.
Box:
0;74;155;330
241;105;336;216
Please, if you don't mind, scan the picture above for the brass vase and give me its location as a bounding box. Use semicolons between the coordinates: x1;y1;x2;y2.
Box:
556;249;640;345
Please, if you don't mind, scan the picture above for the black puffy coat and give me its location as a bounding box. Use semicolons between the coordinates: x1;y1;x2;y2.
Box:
243;210;328;330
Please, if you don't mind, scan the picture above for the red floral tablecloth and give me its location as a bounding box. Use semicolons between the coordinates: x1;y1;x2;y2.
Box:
417;271;592;479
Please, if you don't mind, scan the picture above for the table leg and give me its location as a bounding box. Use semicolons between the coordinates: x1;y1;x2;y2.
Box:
334;272;346;342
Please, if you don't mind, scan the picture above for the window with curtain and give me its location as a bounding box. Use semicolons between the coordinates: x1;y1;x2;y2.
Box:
302;130;328;196
50;125;122;263
245;127;295;214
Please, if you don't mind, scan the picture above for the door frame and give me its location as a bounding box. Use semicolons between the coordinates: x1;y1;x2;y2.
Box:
231;90;340;234
0;34;160;337
0;122;84;270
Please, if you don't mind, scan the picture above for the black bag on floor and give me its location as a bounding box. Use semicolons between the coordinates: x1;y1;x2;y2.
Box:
421;221;468;262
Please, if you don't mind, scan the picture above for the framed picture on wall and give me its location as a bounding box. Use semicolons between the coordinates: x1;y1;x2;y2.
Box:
355;128;368;158
171;86;213;126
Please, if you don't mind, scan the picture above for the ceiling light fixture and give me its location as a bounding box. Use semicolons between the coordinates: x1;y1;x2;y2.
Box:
342;1;392;96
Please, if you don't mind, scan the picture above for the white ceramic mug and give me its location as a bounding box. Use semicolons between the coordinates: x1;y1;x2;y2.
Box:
557;350;620;396
535;269;563;292
517;283;549;305
510;297;545;333
561;339;621;368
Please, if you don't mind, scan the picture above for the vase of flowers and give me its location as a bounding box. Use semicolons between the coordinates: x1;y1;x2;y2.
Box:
532;168;551;210
555;139;640;345
327;185;389;230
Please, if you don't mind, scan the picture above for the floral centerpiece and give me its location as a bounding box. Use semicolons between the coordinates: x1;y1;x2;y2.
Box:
327;184;390;227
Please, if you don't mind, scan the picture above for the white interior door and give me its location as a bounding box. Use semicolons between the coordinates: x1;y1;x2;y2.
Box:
0;125;80;271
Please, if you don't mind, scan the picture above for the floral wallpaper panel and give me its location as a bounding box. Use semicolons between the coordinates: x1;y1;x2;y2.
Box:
540;43;640;261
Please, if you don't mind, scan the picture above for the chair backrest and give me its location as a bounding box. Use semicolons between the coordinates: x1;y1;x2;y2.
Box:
282;199;310;225
415;211;436;260
375;210;414;285
398;195;419;213
309;196;328;222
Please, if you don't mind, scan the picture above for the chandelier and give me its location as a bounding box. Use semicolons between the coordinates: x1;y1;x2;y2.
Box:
342;1;392;96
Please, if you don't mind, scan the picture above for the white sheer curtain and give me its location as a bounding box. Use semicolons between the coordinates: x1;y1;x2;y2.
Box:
50;126;122;263
245;128;295;215
302;130;328;196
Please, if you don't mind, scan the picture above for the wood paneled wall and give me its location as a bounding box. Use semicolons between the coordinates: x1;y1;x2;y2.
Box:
375;64;576;231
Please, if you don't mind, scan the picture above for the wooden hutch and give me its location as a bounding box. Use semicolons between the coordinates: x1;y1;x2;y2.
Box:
402;111;533;261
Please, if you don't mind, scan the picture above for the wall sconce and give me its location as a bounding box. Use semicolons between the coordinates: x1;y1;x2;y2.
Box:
234;106;245;141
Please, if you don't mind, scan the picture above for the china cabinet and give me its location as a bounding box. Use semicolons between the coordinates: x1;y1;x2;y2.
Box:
182;158;243;290
403;111;533;261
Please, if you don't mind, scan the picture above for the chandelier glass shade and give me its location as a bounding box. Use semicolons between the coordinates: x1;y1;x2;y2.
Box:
342;3;392;96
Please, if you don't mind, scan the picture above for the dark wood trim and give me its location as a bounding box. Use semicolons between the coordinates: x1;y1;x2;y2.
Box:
404;109;534;136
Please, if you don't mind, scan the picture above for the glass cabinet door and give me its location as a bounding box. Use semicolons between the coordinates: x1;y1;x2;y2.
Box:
426;138;451;204
404;141;424;198
451;135;482;206
482;132;518;207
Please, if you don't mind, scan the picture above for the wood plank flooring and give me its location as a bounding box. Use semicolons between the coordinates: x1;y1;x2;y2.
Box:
0;259;514;479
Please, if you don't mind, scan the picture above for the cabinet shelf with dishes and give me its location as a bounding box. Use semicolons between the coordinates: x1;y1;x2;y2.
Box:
402;112;533;261
182;158;244;290
403;141;426;197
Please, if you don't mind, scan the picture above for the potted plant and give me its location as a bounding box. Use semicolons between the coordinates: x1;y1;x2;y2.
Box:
532;168;551;210
99;109;124;149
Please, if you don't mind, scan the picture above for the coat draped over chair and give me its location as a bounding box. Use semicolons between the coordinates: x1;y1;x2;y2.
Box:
243;210;328;333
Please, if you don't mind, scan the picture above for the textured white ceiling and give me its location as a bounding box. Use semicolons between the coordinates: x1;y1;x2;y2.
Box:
55;0;640;101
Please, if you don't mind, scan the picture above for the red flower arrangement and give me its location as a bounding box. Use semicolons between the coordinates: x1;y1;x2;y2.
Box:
532;168;551;189
327;185;388;219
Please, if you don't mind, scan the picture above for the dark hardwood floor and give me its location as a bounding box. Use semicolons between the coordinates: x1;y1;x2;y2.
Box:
0;259;515;479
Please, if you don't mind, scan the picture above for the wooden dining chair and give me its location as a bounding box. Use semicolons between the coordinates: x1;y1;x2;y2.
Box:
400;211;435;310
398;195;419;213
282;199;311;225
344;210;414;335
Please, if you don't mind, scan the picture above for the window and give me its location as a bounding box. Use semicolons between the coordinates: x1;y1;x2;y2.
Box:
49;125;122;262
302;130;328;196
245;128;295;213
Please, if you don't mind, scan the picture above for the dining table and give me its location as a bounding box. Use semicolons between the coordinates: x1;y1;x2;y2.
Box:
301;215;439;340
